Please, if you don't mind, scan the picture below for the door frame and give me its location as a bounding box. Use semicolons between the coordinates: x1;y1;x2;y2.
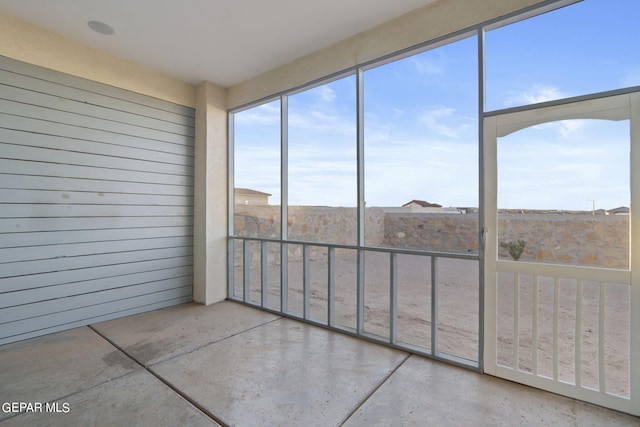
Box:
482;89;640;415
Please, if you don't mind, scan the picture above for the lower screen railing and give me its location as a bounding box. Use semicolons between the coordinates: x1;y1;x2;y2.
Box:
491;260;632;409
228;236;481;369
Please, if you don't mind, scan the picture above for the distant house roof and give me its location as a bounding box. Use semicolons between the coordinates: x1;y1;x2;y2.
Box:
607;206;629;215
402;200;442;208
235;188;272;196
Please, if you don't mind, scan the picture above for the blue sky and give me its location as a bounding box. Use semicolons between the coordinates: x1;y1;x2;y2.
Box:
234;0;639;211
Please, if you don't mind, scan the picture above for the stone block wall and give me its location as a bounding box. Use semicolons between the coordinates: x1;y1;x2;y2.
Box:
383;212;628;269
233;207;629;269
233;205;385;264
234;205;384;245
382;213;479;254
498;213;628;269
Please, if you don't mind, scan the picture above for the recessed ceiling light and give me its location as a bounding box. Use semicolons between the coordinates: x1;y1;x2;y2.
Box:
88;20;114;35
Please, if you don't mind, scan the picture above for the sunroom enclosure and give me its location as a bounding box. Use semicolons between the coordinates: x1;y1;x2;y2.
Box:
228;0;639;416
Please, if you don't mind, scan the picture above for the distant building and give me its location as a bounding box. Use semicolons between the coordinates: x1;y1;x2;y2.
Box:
606;206;630;215
235;188;271;205
377;199;460;214
456;207;478;214
402;200;442;208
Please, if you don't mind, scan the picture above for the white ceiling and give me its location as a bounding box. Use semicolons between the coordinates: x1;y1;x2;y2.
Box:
0;0;438;87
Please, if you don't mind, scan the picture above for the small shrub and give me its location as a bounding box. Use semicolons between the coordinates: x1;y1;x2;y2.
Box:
499;240;527;261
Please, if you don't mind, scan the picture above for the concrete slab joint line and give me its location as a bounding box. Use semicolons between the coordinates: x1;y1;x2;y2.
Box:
86;324;227;426
88;318;281;427
0;326;209;426
340;352;412;425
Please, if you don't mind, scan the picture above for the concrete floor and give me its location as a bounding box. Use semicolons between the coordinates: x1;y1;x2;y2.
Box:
1;301;638;426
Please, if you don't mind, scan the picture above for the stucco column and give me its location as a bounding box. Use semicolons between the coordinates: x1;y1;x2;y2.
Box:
194;81;228;304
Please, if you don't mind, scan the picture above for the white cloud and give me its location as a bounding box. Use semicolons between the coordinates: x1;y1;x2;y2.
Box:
317;85;337;102
364;125;391;145
234;102;280;126
503;84;586;137
418;106;472;138
557;119;585;137
288;106;356;137
504;84;569;107
409;56;444;76
287;83;355;136
531;118;585;138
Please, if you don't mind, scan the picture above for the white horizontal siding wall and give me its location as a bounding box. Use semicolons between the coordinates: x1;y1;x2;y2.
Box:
0;56;195;344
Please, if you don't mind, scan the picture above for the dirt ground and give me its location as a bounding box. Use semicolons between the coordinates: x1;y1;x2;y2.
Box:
234;247;630;397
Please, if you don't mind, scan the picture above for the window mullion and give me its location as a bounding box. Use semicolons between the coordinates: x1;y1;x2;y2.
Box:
281;94;289;313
